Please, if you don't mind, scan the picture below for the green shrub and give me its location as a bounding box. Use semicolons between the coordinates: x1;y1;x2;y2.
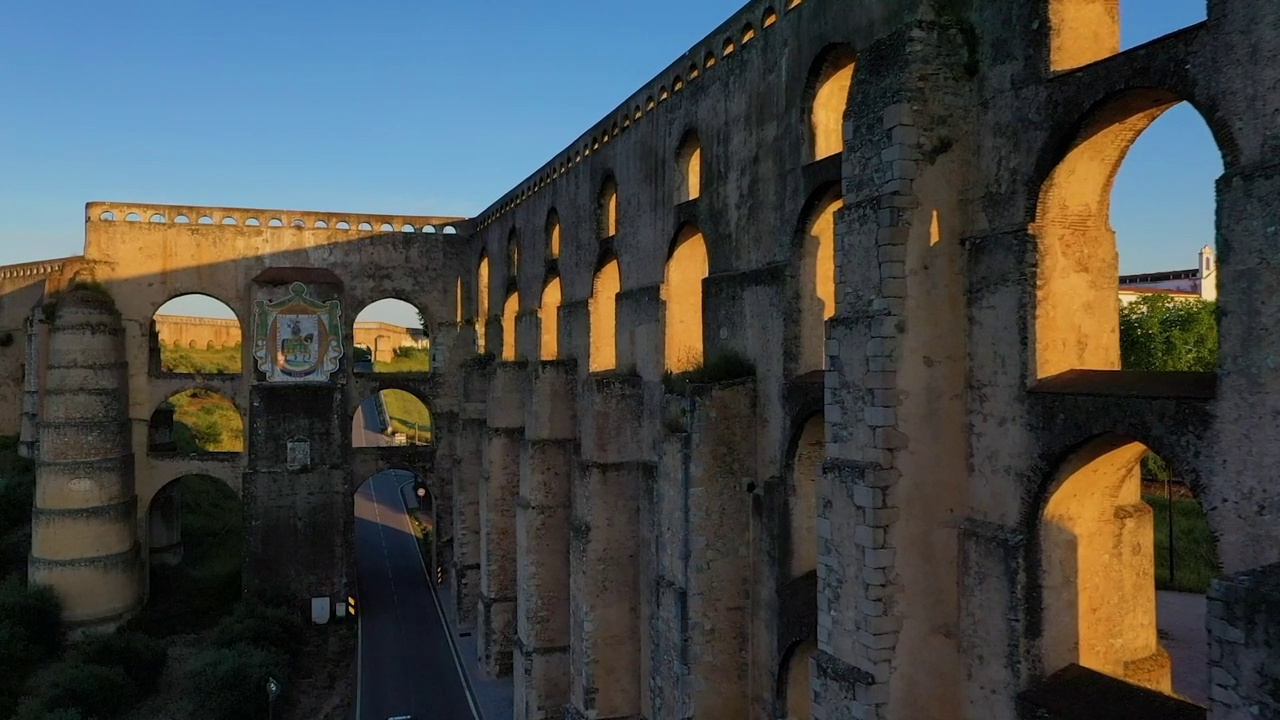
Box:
10;702;84;720
0;579;63;662
208;603;304;659
664;350;756;391
71;631;168;695
182;645;289;720
37;660;133;718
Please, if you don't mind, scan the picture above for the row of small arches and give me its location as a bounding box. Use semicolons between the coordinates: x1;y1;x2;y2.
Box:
97;211;458;235
478;0;805;230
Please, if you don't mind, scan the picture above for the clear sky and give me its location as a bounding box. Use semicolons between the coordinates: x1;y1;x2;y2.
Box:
0;0;1213;325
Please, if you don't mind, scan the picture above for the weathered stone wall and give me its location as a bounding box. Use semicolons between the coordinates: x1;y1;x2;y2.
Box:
515;361;576;720
480;363;525;677
1206;563;1280;718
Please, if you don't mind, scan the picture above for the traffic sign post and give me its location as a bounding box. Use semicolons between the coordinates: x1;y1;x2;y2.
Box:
267;677;281;720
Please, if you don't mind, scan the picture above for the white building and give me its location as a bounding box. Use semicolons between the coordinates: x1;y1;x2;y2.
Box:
1118;245;1217;306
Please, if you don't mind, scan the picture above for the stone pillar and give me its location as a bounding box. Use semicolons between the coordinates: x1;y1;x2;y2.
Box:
651;381;754;719
432;410;459;584
515;361;576;720
567;376;647;720
1206;563;1280;719
29;285;142;631
454;364;490;630
148;483;184;567
18;309;41;459
479;362;524;677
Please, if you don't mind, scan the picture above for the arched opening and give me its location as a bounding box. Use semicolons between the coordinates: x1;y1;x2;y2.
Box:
143;474;243;634
540;277;562;361
151;294;242;375
352;390;433;447
598;177;619;239
780;637;817;720
508;229;520;280
808;46;856;161
354;469;440;625
786;414;822;581
590;258;621;372
546;210;561;260
477;253;490;354
354;299;431;373
455;277;464;325
1040;435;1219;704
676;132;702;203
796;186;841;376
662;225;709;373
148;389;244;454
501;292;519;362
1034;90;1223;380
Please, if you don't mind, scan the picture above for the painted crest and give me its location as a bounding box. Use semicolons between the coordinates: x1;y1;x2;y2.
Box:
252;282;345;383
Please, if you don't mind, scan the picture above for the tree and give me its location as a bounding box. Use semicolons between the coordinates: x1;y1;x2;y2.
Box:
1119;294;1218;372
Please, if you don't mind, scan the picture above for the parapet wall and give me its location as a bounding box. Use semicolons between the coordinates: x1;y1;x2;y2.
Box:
88;201;470;236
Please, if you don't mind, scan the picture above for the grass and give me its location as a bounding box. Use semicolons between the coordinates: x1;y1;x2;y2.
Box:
373;346;431;373
169;390;244;453
161;344;243;374
1143;494;1221;594
380;390;432;443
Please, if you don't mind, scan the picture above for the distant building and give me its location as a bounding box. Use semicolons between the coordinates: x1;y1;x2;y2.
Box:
1118;245;1217;306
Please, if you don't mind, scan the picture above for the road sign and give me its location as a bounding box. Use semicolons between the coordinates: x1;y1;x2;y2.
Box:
267;677;281;701
417;487;426;498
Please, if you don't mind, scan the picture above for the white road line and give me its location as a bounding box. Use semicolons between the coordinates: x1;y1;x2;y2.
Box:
398;480;482;720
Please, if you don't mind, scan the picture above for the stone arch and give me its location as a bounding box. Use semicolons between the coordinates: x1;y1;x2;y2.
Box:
782;412;823;582
777;636;817;720
455;277;464;325
502;291;519;362
676;131;703;203
590;255;622;372
1026;432;1214;696
352;297;430;372
151;293;243;375
507;228;520;281
598;176;619;239
352;388;434;447
806;45;856;161
148;387;246;454
663;224;709;372
546;209;561;260
144;473;243;576
477;252;491;354
793;184;841;376
540;275;562;361
1030;87;1233;380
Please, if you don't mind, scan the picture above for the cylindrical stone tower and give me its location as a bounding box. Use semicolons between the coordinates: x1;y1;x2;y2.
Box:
28;284;142;632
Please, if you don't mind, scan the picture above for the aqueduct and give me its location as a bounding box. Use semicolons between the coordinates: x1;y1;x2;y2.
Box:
1;0;1277;718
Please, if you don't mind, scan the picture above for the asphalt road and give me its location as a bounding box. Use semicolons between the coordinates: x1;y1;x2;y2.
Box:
355;471;477;720
353;395;394;448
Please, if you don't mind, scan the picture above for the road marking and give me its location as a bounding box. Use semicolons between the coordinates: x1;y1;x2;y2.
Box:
397;480;482;720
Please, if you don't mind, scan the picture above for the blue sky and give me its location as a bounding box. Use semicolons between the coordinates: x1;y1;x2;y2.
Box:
0;0;1212;325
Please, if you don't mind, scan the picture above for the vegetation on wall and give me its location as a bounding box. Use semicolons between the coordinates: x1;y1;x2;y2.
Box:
663;350;756;392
